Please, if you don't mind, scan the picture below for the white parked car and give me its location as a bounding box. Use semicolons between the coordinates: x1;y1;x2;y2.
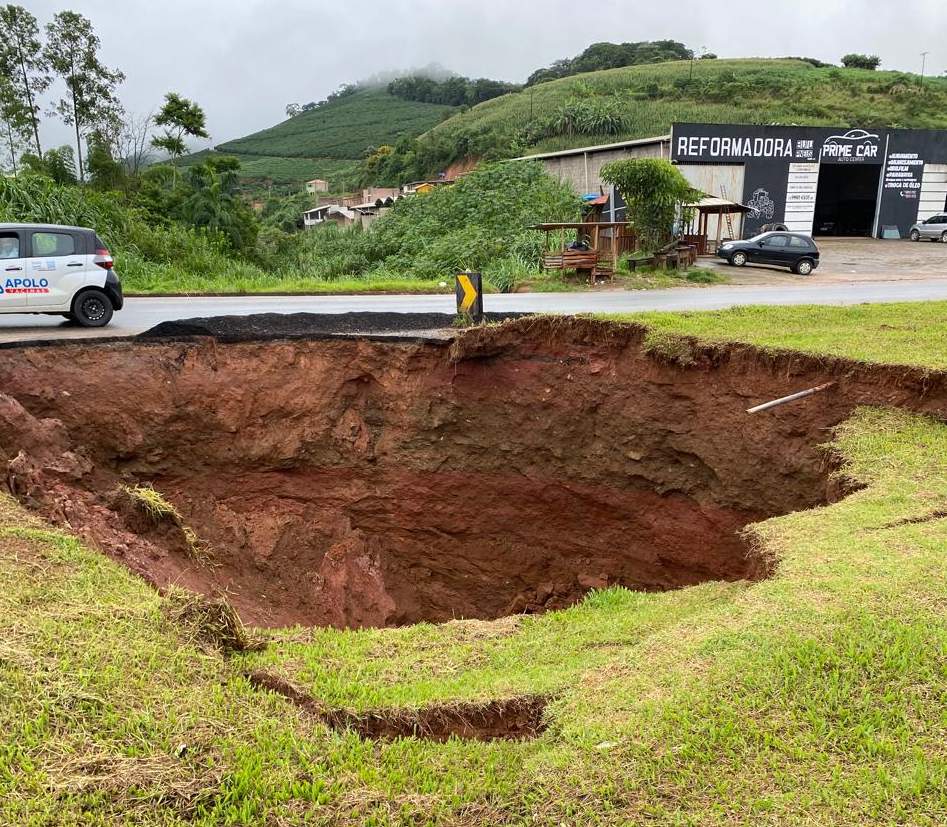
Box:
909;214;947;243
0;223;123;326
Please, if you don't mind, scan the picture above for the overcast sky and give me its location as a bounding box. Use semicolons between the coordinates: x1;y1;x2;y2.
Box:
27;0;947;152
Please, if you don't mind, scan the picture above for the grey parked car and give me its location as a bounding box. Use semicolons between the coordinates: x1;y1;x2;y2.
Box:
909;213;947;242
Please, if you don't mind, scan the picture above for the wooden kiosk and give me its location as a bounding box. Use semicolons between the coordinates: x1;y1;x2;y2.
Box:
681;196;751;255
533;222;635;282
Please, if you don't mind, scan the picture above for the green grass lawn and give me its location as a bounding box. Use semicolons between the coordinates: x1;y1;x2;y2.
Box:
2;304;946;824
117;250;458;296
603;301;947;370
123;272;455;296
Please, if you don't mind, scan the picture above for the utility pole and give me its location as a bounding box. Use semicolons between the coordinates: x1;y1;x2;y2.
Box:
690;46;706;82
920;51;929;88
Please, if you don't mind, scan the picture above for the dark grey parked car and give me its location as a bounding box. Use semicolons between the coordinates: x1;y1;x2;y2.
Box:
909;214;947;242
716;231;820;276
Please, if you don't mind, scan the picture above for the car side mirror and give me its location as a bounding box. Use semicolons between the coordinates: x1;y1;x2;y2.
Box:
757;241;764;247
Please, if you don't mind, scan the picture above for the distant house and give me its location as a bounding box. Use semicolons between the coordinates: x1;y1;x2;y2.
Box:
302;204;340;227
401;178;456;195
303;196;399;229
305;179;329;195
342;187;400;208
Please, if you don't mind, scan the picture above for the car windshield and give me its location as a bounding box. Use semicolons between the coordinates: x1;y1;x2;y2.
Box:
747;233;772;243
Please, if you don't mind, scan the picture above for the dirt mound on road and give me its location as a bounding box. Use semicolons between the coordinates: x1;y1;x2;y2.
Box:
2;315;944;628
138;311;526;342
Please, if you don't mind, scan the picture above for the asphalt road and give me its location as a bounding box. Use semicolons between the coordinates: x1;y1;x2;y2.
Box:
3;278;947;343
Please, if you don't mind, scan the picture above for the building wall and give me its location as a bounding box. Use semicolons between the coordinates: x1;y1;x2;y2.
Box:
342;187;400;208
363;187;400;202
538;141;669;194
676;164;746;241
918;164;947;221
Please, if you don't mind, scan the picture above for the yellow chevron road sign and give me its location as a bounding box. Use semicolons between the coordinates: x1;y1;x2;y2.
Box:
455;271;483;320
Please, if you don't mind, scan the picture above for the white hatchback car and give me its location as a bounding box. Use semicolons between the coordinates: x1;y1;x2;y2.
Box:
0;223;124;327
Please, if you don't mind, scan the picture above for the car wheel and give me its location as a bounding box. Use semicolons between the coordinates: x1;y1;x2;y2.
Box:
71;289;114;328
731;251;747;267
910;229;921;241
941;231;947;244
794;258;814;276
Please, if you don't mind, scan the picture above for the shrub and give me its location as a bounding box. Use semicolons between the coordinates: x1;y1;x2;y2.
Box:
600;158;699;251
842;54;881;70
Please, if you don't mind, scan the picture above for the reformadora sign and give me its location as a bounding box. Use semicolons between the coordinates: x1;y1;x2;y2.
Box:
677;135;796;160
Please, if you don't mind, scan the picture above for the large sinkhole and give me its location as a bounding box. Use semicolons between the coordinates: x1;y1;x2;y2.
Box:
0;316;859;629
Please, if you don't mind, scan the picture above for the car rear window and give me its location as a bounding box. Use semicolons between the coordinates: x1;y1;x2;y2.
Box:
32;231;76;257
0;232;19;259
789;236;811;248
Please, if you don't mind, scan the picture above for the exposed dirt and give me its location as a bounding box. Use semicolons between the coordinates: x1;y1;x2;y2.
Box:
2;315;945;629
245;670;547;742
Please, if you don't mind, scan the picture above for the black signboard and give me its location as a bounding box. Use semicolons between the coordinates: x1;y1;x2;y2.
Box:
672;124;886;166
671;123;947;238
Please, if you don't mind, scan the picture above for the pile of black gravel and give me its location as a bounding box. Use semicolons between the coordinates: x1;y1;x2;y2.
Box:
138;312;528;343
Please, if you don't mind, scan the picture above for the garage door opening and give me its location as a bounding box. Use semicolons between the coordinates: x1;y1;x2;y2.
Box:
813;163;882;237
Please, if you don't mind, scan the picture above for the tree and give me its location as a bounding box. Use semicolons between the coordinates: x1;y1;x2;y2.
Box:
21;145;78;184
841;53;881;70
44;11;125;182
113;111;154;180
152;92;209;180
0;74;30;173
0;5;50;157
181;155;257;254
285;102;301;118
600;158;699;252
87;130;125;190
527;41;692;86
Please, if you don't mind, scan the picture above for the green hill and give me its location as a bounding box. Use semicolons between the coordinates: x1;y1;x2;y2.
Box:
189;59;947;189
192;87;457;188
375;58;947;179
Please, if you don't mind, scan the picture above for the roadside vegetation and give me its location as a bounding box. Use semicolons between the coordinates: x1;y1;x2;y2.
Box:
2;303;947;823
0;160;591;294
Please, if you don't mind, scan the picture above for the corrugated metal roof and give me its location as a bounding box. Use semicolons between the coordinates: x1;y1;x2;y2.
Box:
513;134;670;161
684;196;751;212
